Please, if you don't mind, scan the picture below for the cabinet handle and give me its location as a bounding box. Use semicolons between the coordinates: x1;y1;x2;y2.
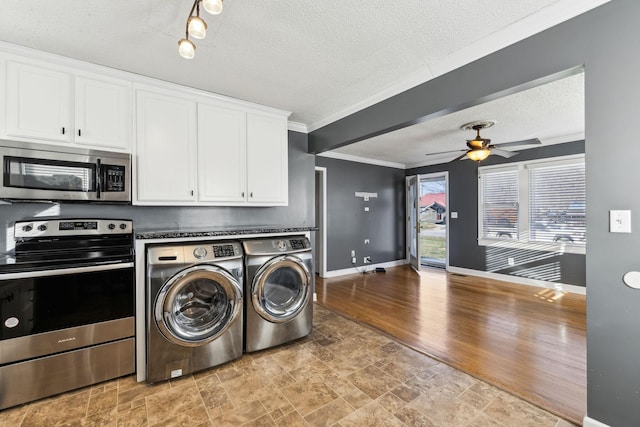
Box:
190;190;194;196
61;127;65;135
250;192;253;198
241;192;245;197
78;129;82;137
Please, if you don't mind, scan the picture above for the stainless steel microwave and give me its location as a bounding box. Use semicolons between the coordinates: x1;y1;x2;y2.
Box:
0;141;131;203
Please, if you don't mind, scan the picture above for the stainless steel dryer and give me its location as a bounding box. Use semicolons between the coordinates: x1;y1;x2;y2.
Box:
146;241;243;382
242;236;313;352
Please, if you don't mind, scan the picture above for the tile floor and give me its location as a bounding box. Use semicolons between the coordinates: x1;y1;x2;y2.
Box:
0;305;577;427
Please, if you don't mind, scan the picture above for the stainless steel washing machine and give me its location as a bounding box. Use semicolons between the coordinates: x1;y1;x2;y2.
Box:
146;241;243;382
242;236;313;352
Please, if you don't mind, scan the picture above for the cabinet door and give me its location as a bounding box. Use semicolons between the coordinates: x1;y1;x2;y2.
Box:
246;113;288;205
197;103;247;203
136;90;197;203
75;76;131;150
5;60;72;143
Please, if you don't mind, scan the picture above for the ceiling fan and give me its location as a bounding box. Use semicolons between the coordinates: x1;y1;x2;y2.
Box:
428;120;542;162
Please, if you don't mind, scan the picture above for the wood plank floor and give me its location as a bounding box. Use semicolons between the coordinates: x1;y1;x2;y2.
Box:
315;265;586;425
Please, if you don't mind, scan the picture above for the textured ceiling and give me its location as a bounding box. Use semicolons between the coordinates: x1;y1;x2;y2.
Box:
329;71;585;168
0;1;605;166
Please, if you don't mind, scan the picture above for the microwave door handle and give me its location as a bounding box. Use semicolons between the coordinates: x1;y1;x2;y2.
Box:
96;159;102;199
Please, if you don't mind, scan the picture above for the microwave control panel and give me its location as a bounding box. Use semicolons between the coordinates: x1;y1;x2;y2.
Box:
103;165;126;192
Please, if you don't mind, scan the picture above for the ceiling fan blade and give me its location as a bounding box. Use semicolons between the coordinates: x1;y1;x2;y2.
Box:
490;148;518;158
451;152;468;162
425;149;466;156
493;138;541;148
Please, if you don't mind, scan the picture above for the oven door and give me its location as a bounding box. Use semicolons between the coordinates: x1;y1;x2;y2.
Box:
0;263;134;365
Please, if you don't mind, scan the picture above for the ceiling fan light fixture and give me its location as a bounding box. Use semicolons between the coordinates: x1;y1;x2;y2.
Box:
178;38;196;59
467;148;491;162
203;0;224;15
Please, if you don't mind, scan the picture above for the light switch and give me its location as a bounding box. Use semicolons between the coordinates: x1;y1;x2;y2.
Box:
610;210;631;233
451;212;458;219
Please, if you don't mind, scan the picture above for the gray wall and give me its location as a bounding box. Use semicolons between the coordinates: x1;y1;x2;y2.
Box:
315;157;405;271
0;131;314;254
308;2;640;425
407;140;586;287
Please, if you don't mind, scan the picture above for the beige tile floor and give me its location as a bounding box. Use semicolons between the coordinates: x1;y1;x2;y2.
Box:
0;305;577;427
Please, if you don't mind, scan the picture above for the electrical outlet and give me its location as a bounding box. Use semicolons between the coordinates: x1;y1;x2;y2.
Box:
364;239;370;244
508;257;515;266
351;257;357;264
350;250;356;257
364;256;371;264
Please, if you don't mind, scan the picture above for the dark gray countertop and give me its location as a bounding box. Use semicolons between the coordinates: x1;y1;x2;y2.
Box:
135;226;317;240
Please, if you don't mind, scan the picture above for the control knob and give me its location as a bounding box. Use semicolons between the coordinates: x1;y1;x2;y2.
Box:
108;223;116;230
22;224;33;232
37;224;47;232
276;240;288;251
193;247;207;259
119;223;127;230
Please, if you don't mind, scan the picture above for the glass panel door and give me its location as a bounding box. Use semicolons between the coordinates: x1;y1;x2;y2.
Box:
407;176;420;272
419;173;448;268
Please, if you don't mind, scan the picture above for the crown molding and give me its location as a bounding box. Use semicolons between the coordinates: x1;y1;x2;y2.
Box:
317;151;406;169
287;121;308;133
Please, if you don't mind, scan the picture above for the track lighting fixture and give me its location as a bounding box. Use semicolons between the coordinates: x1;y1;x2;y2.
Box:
178;0;224;59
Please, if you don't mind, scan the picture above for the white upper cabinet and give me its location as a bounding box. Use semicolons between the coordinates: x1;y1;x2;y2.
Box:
246;112;288;205
3;57;132;151
74;75;131;150
196;103;288;206
135;90;197;204
197;103;247;203
6;60;72;143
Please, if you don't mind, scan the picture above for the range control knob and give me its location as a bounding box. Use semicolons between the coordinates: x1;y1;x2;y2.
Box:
22;224;33;232
119;223;127;230
108;223;116;230
37;224;47;232
193;247;207;259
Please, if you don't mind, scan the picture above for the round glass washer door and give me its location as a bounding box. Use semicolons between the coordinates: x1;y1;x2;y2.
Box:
155;265;242;347
252;255;311;323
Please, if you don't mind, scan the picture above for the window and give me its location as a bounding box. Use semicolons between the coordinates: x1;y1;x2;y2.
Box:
478;155;585;253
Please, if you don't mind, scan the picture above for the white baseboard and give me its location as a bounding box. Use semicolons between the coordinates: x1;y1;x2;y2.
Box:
322;259;407;278
583;416;610;427
447;266;586;295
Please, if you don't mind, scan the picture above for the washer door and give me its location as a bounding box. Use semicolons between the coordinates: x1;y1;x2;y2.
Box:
155;265;242;347
252;255;311;323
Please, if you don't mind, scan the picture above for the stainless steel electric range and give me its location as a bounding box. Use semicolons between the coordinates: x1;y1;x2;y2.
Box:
0;218;135;410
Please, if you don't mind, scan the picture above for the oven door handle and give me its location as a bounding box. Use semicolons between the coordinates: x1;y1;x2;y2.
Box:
0;262;134;280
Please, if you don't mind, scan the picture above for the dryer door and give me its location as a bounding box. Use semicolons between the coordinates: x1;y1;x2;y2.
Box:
252;255;311;323
155;265;242;347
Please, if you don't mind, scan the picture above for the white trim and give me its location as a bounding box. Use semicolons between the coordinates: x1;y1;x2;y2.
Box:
288;121;308;133
323;259;407;278
317;151;405;169
447;266;586;295
583;416;610;427
306;0;610;132
315;167;328;278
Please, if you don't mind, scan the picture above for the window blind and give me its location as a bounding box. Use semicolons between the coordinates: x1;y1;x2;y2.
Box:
529;162;586;244
480;169;518;240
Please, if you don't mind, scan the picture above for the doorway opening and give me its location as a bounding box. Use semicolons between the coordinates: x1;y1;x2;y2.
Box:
419;174;448;268
407;172;449;272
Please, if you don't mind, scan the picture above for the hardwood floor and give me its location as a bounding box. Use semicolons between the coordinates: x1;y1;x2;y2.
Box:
315;265;586;425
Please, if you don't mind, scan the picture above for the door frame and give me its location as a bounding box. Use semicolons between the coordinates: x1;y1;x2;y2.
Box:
315;166;328;278
406;171;450;270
